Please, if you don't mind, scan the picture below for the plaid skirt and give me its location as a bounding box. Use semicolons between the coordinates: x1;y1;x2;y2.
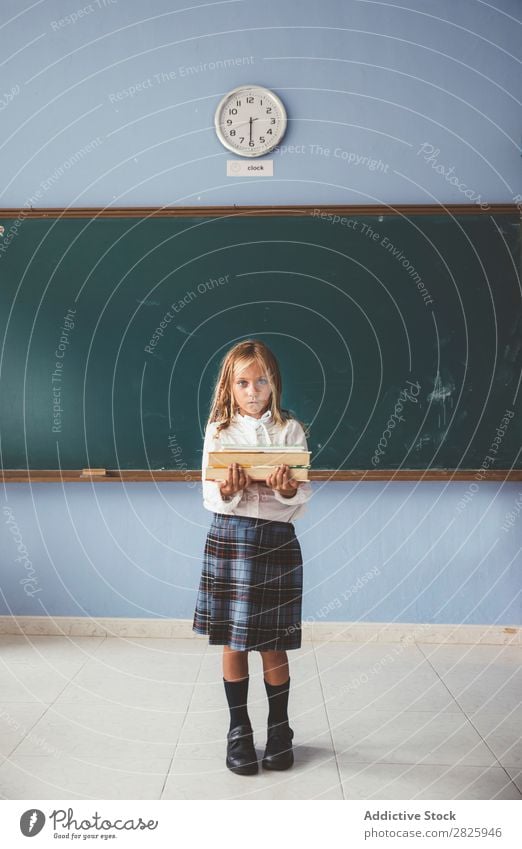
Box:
192;513;303;651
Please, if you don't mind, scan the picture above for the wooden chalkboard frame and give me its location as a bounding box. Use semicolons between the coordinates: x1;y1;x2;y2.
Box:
1;204;520;483
0;204;517;217
1;469;519;482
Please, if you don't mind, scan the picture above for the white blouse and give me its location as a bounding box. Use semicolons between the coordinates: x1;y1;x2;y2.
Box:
202;409;313;522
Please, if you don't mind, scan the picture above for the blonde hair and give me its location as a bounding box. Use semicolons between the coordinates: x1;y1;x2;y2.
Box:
207;340;303;436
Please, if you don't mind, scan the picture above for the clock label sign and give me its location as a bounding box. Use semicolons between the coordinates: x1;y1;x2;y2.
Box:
226;160;274;176
215;85;287;158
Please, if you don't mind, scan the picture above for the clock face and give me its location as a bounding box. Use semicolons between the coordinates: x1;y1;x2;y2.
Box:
215;85;287;158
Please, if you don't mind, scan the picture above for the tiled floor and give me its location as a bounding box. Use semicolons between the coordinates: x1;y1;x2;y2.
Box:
0;635;520;799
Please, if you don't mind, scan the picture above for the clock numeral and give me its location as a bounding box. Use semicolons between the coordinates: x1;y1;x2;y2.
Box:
216;88;285;154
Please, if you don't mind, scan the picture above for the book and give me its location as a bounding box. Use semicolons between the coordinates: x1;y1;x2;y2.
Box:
209;449;310;466
205;445;311;481
206;466;309;481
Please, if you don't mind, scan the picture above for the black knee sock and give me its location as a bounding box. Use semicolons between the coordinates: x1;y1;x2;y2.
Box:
223;676;251;730
264;676;290;726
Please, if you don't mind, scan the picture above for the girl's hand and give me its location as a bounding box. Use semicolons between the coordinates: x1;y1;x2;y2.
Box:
219;463;252;498
266;464;299;498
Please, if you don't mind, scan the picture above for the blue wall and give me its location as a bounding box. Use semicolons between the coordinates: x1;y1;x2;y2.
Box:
1;0;521;207
1;481;521;624
1;0;521;624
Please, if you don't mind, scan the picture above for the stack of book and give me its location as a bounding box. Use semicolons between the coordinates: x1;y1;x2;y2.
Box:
205;445;311;481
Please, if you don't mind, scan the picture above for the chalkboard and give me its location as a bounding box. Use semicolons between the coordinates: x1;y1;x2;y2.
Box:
0;206;520;475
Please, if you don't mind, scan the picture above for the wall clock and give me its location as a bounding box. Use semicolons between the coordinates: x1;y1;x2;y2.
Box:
214;85;287;158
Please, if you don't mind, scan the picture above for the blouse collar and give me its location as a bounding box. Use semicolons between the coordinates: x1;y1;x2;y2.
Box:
236;408;272;428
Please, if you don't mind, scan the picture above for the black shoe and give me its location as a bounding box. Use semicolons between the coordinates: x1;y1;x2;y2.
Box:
226;724;258;775
262;721;294;770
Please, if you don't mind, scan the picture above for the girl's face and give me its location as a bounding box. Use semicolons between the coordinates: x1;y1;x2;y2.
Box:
232;361;272;419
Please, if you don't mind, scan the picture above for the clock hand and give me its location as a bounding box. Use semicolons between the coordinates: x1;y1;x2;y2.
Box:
249;116;253;143
223;117;259;131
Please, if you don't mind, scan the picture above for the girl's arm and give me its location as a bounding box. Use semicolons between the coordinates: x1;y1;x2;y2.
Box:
270;419;313;508
202;423;245;514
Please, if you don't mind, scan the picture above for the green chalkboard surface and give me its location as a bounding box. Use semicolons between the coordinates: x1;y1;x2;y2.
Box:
0;206;520;473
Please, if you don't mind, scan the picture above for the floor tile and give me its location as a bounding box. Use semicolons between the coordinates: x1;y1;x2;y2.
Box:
0;753;172;799
0;635;517;800
319;661;459;713
13;701;186;759
0;663;84;703
76;653;202;683
504;766;522;793
469;709;522;768
314;641;428;666
338;760;522;800
55;666;195;708
327;708;497;766
0;635;105;665
0;703;52;757
164;756;343;799
418;643;522;669
437;668;522;716
92;637;208;658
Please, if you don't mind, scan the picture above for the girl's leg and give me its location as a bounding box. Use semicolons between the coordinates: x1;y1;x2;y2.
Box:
260;649;289;685
222;647;257;774
222;647;251;730
260;650;291;726
222;645;249;681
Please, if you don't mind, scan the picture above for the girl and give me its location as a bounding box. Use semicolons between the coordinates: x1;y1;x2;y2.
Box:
192;339;312;776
